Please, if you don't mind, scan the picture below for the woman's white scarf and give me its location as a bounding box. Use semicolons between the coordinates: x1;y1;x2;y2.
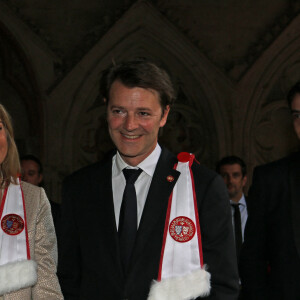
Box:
0;178;37;295
148;153;211;300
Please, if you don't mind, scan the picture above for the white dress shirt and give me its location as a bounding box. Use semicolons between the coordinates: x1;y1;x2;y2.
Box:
230;194;248;242
112;144;161;229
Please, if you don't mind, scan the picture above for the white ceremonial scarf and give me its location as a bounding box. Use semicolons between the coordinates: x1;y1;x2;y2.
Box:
148;153;211;300
0;179;37;296
0;178;28;265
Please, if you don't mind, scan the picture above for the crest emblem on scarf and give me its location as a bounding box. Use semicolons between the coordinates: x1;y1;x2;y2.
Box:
1;214;25;235
169;216;196;243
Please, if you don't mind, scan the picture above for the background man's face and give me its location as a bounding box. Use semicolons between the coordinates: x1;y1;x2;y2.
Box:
219;163;247;202
291;93;300;140
106;80;170;166
21;160;43;186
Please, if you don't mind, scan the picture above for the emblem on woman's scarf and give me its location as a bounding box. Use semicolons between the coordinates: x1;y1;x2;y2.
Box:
1;213;24;235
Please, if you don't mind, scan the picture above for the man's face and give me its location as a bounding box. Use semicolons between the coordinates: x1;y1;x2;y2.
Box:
21;160;43;186
219;163;247;202
106;80;170;166
291;93;300;140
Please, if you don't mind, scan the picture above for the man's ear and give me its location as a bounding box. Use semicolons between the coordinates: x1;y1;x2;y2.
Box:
103;98;107;104
159;105;170;128
242;175;247;187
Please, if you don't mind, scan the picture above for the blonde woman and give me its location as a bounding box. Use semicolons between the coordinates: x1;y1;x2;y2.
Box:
0;104;63;299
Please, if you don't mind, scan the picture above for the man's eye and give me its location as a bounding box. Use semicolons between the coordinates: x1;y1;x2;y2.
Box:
112;109;123;114
139;112;150;116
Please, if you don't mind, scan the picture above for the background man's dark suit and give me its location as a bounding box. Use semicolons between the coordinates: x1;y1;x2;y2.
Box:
240;151;300;299
58;148;239;300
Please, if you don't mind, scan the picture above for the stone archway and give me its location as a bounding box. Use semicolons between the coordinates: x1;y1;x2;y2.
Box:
48;1;233;178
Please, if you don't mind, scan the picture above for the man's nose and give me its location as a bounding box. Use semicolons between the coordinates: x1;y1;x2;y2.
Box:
224;176;232;184
124;114;138;131
227;176;233;183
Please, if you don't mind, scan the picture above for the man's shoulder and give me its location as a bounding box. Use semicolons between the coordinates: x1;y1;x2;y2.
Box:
192;160;217;179
63;156;113;186
161;148;217;182
254;151;300;175
189;159;220;189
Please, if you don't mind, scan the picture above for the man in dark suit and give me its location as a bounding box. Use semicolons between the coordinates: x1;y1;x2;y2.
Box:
58;59;239;300
216;156;248;265
240;81;300;300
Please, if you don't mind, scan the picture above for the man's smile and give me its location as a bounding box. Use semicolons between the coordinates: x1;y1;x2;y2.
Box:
121;133;141;139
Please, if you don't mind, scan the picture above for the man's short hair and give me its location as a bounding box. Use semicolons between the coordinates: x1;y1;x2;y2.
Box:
100;58;175;111
20;154;43;174
287;81;300;108
216;156;247;177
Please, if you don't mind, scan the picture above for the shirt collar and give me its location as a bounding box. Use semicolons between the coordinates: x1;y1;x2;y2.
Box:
230;194;246;208
114;144;161;177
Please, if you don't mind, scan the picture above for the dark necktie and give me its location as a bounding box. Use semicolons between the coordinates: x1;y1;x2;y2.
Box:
118;168;142;274
231;203;242;263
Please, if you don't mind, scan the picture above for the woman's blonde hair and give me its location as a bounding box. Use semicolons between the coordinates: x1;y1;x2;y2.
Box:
0;104;20;187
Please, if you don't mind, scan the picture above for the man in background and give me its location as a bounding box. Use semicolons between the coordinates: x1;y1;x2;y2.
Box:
21;154;43;186
240;81;300;299
216;156;248;265
21;154;60;232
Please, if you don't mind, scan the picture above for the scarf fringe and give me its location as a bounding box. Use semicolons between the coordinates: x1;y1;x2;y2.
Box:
0;259;37;296
148;266;211;300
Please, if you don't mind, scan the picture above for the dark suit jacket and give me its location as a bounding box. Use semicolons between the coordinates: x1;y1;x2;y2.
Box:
58;148;239;300
240;151;300;300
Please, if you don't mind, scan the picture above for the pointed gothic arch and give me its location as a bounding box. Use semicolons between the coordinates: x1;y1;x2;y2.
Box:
49;0;234;173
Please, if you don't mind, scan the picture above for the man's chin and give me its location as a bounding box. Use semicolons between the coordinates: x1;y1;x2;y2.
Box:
119;150;141;160
228;192;237;199
116;145;139;157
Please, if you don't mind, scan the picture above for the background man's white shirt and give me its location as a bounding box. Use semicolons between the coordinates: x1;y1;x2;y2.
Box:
230;194;248;242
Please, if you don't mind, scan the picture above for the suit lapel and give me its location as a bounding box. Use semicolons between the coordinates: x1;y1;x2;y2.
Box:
289;152;300;258
130;148;180;270
89;157;123;278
